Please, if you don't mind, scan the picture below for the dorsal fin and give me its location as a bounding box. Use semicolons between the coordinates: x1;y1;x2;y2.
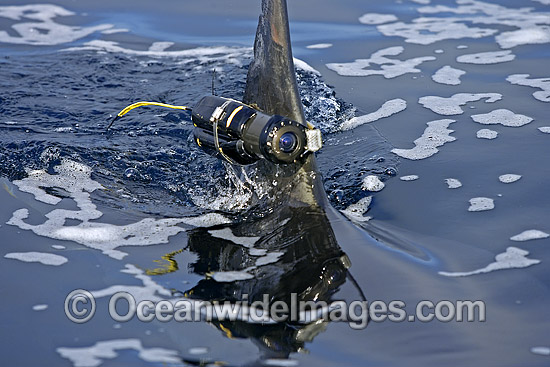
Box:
243;0;305;124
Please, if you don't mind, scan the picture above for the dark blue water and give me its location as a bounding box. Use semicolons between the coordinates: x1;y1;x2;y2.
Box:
1;1;550;366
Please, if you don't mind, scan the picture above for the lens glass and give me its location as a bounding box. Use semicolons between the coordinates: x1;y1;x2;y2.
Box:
279;132;298;153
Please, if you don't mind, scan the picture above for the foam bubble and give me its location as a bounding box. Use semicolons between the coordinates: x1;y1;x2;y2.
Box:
208;228;260;248
52;245;66;250
499;174;522;183
306;43;333;49
4;252;68;266
392;119;456;160
400;175;419;181
510;230;549;241
212;271;255;282
32;304;48;311
101;28;128;35
507;74;550;102
445;178;462;189
263;359;299;367
497;26;550;49
419;93;502;115
439;247;540;277
477;129;498;139
432;65;466;85
531;347;550;356
457;50;515;64
471;109;533;127
539;127;550;133
358;13;398;25
326;46;435;78
57;339;180;367
0;4;112;45
468;197;494;212
293;58;321;75
340;99;407;131
340;196;372;222
361;175;385;192
188;347;208;355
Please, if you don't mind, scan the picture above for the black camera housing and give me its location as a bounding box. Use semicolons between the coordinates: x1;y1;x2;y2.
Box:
191;96;314;165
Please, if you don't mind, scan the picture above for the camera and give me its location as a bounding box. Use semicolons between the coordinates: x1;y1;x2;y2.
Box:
191;96;322;165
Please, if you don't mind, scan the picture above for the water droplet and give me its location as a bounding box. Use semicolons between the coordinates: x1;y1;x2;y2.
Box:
385;167;397;176
124;168;139;178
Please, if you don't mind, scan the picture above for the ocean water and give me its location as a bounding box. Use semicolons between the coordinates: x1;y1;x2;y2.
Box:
1;0;549;366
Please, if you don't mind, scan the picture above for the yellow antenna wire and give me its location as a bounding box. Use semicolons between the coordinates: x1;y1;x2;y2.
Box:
107;101;191;130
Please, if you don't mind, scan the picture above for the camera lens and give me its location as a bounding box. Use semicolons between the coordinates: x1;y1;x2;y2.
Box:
279;132;298;153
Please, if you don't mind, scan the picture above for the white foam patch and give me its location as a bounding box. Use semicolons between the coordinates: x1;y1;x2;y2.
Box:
419;93;502;115
445;178;462;189
358;13;398;25
531;347;550;356
411;0;431;4
306;43;332;49
400;0;550;49
377;18;497;45
340;196;372;222
400;175;419;181
361;176;385;192
4;252;68;266
539;127;550;133
57;339;180;367
507;74;550;102
101;28;128;35
340;99;407;131
510;230;549;241
532;0;550;4
64;40;252;67
7;160;230;260
208;228;260;248
497;26;550;48
432;65;466;85
0;4;112;45
263;359;299;367
477;129;498;139
188;347;208;355
255;252;284;267
293;58;321;75
468;197;494;212
326;46;435;78
439;247;540;277
457;50;515;64
52;245;66;250
91;264;171;303
471;109;533;127
392;119;456;160
211;271;255;282
499;174;522;183
148;41;174;52
33;304;48;311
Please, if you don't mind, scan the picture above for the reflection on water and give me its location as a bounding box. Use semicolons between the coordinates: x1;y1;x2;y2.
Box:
146;196;364;361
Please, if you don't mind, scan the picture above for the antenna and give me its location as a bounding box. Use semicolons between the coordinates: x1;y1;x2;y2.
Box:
211;69;216;96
